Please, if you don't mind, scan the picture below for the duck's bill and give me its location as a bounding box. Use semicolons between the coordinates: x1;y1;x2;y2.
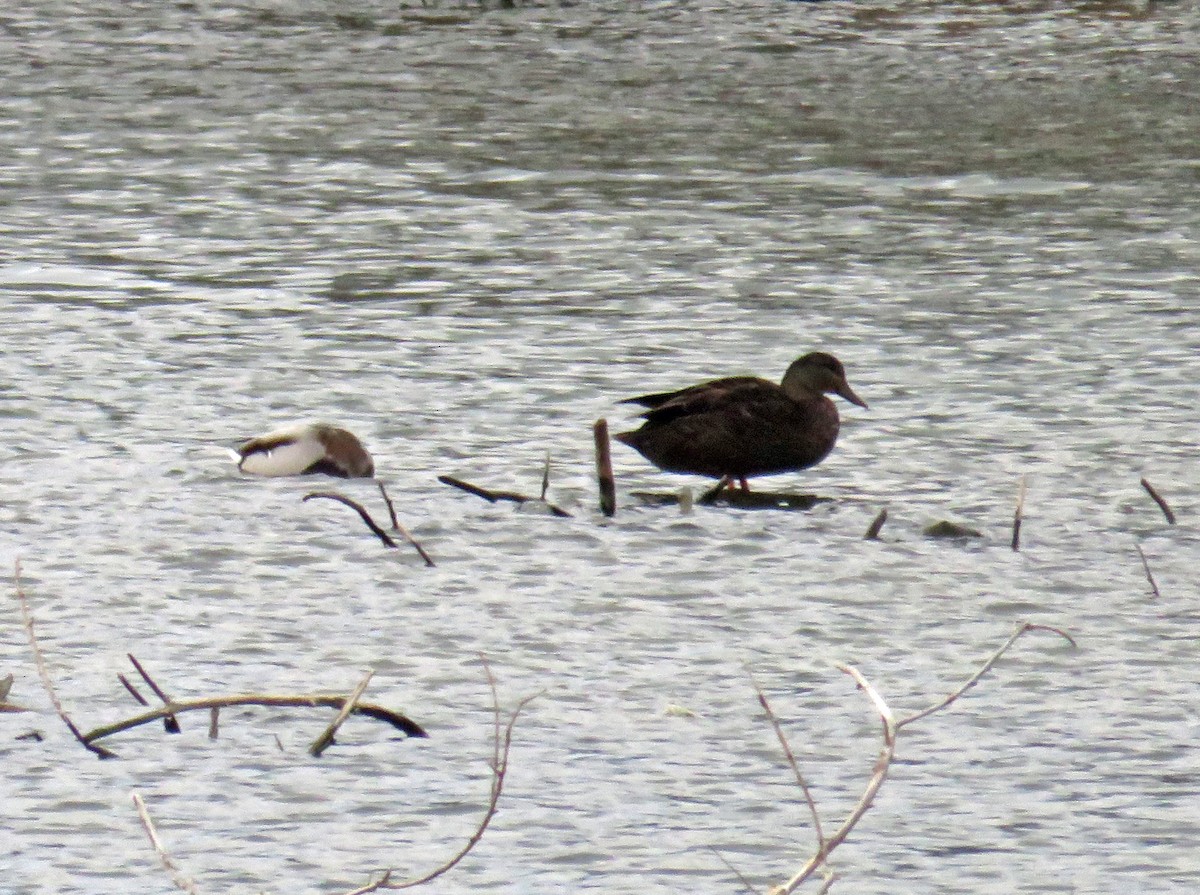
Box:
837;382;868;409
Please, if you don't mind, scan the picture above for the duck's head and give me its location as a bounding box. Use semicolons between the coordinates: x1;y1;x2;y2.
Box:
781;352;868;408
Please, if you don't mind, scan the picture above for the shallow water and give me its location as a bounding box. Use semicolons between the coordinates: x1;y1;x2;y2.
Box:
1;2;1199;894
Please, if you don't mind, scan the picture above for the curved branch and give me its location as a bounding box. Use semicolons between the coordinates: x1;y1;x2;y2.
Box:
897;622;1076;731
304;492;400;548
340;657;540;894
83;693;427;744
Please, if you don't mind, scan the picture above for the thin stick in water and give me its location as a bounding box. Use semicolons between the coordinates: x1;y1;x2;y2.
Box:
1135;543;1161;598
310;669;375;757
593;419;616;517
132;792;202;895
1011;474;1027;552
128;654;180;733
13;561;117;760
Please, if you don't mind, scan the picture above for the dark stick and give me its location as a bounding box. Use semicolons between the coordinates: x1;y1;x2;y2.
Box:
593;420;616;517
1140;478;1176;525
128;654;180;733
541;452;551;502
864;508;888;540
118;673;150;706
1135;544;1161;598
438;474;573;518
1011;475;1027;552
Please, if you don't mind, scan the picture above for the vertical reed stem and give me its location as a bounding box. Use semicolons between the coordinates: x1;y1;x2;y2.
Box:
593;419;616;517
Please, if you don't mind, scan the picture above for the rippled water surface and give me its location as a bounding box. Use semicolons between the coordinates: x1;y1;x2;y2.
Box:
2;2;1199;893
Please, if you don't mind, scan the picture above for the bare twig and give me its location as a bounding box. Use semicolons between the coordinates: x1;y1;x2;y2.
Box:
751;675;824;850
13;562;117;759
864;508;887;540
540;452;551;501
128;654;181;733
1134;543;1161;598
438;474;572;518
710;846;757;895
1011;474;1027;552
593;419;616;517
310;669;375;757
132;792;202;895
1140;478;1176;525
767;622;1076;894
82;692;426;745
342;657;539;893
118;673;150;706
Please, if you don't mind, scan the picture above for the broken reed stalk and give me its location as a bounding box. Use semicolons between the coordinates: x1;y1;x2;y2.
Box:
310;669;375;757
82;692;426;745
593;419;616;517
1011;474;1027;552
304;490;435;567
13;561;117;759
437;474;572;518
766;622;1076;895
340;656;540;894
1134;543;1161;598
863;508;887;540
1140;478;1176;525
128;653;181;733
132;792;202;895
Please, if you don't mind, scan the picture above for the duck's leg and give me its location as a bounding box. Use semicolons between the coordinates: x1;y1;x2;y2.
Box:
738;477;750;491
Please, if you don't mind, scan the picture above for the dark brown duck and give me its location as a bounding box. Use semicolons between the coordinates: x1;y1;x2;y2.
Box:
615;352;867;489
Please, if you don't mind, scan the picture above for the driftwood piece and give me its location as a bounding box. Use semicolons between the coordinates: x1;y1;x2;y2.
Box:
762;622;1076;894
82;692;426;745
133;658;537;895
438;474;572;518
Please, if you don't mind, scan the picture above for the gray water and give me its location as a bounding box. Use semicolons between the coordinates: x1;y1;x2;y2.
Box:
2;1;1199;893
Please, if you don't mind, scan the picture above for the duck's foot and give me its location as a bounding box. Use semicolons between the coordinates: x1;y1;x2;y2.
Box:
699;477;733;504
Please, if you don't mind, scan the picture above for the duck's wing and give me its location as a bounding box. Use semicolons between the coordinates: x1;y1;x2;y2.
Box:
237;429;326;477
629;376;780;425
